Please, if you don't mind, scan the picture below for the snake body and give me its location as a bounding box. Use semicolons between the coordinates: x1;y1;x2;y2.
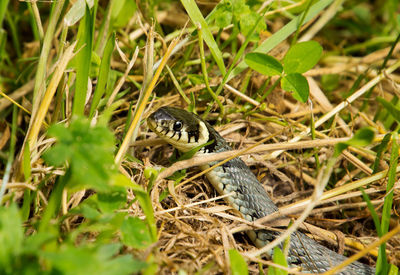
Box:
148;107;375;274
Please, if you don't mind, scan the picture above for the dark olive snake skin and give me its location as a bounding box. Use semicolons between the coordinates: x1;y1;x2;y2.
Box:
148;107;375;274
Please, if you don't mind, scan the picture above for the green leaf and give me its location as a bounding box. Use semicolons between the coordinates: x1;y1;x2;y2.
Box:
388;264;399;275
229;0;333;81
116;176;158;242
280;73;309;102
245;53;283;76
41;243;146;275
231;0;250;18
210;0;233;28
181;0;226;75
239;11;266;41
0;204;23;272
97;189;127;213
120;217;153;249
334;128;375;157
228;249;248;275
283;41;322;74
268;247;288;275
377;97;400;123
43;117;116;192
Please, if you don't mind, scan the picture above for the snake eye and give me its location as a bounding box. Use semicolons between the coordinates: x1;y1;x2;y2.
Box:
173;121;183;131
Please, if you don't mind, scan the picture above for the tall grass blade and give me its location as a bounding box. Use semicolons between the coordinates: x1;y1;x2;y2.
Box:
377;132;398;274
180;0;226;75
89;32;115;118
73;4;94;116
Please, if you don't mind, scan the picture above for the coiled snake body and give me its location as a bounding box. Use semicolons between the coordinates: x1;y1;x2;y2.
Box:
148;107;375;274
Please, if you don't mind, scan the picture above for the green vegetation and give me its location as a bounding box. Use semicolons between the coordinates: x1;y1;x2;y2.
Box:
0;0;399;274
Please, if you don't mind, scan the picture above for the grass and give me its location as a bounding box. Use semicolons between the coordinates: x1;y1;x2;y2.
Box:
0;0;400;274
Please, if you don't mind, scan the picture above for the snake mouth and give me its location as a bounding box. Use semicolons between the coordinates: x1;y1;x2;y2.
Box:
146;117;159;134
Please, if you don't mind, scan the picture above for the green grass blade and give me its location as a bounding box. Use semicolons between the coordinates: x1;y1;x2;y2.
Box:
23;142;31;182
6;10;21;58
38;171;69;232
360;187;381;236
0;0;9;26
268;247;288;275
129;183;157;242
0;0;9;60
372;133;391;174
64;0;95;27
32;0;65;102
229;0;333;81
0;29;6;62
89;32;115;118
377;132;398;274
180;0;226;75
73;4;94;116
229;249;248;275
377;97;400;123
22;141;32;221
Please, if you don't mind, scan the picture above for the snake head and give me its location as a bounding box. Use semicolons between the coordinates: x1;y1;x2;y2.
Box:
147;107;210;152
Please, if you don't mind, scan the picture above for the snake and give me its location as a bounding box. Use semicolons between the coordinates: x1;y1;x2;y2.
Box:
148;106;375;274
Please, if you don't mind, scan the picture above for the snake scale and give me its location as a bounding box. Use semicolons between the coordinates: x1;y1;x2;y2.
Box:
148;106;375;274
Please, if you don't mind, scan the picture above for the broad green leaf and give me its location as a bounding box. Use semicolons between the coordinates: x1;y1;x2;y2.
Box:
210;0;233;28
0;204;23;271
283;41;322;74
43;117;116;192
245;53;283;76
388;264;399;275
120;217;153;249
377;97;400;123
334;128;375;157
268;247;288;275
97;189;127;213
280;73;309;102
231;0;250;18
229;0;333;81
239;11;266;41
41;243;146;275
115;175;158;242
228;249;248;275
23;231;57;254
